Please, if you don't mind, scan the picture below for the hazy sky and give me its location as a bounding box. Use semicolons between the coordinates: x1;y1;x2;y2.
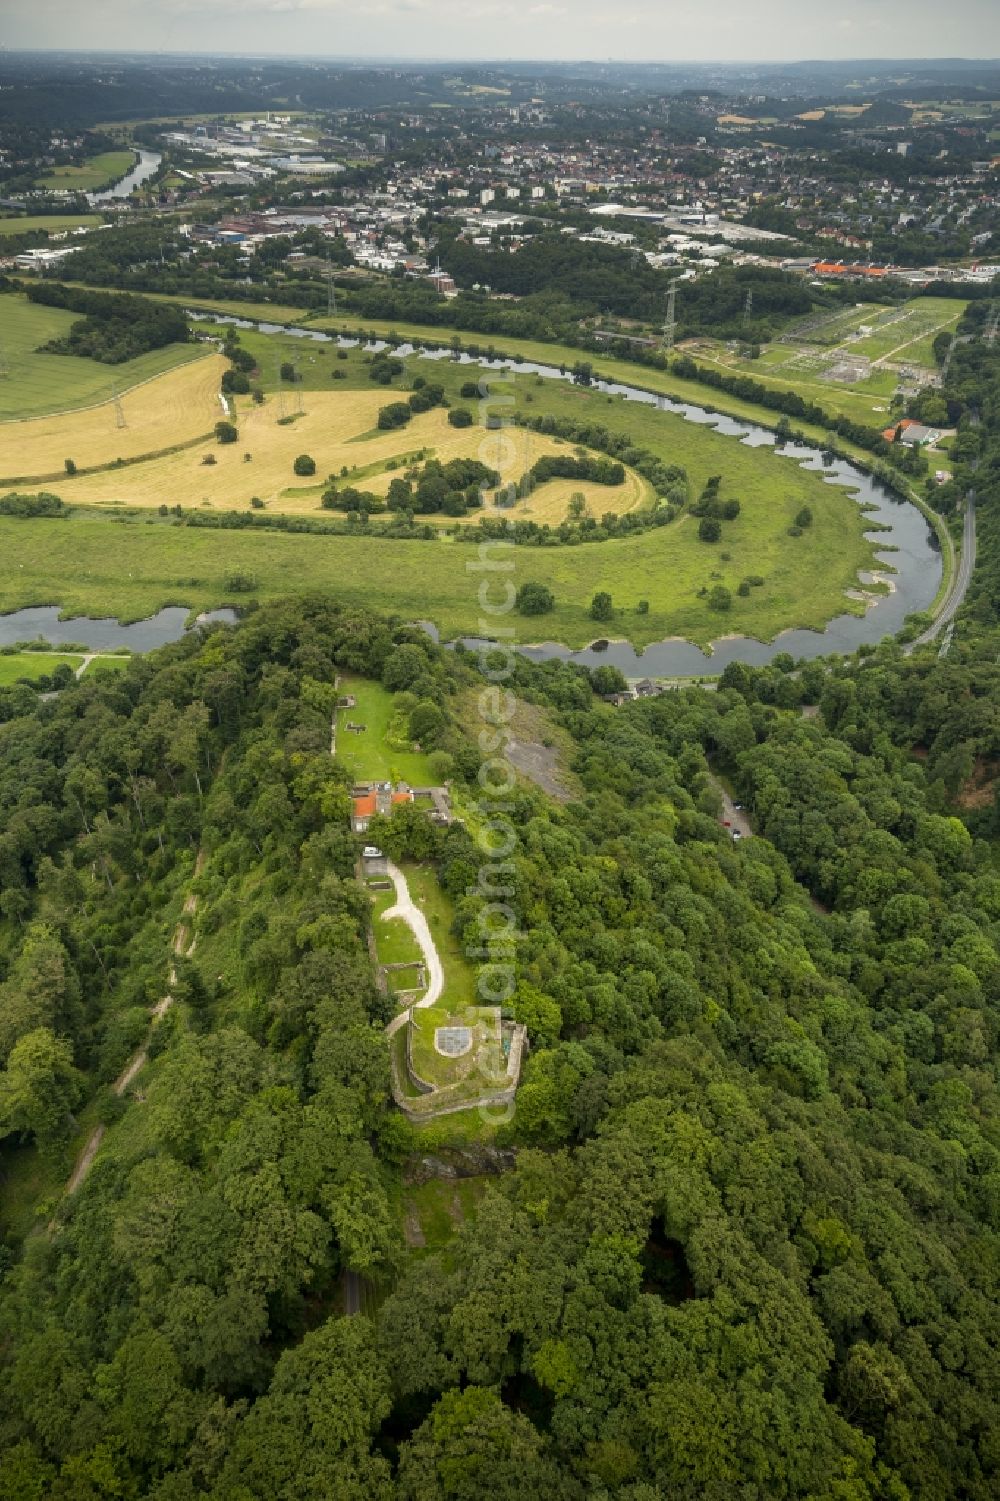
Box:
3;0;1000;63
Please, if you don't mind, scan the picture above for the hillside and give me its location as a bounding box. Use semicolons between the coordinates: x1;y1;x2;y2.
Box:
0;596;997;1497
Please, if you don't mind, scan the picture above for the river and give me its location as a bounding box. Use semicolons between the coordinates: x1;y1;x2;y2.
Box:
88;149;162;203
0;607;237;653
1;313;941;674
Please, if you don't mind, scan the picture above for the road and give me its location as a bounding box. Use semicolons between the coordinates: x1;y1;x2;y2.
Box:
711;776;752;840
906;497;976;654
382;861;445;1039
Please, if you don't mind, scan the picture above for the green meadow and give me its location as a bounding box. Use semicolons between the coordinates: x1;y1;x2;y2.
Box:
0;295;207;421
335;677;438;785
0;214;103;238
0;343;883;650
0;652;79;685
33;150;137;192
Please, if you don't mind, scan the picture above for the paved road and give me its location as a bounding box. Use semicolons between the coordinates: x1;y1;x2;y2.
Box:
906;497;976;654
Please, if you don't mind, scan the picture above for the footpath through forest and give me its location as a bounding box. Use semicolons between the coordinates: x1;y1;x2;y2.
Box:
58;851;205;1208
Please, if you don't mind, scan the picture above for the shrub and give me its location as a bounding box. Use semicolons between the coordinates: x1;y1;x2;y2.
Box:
224;571;258;593
636;599;649;614
279;361;297;382
516;581;555;616
460;381;480;399
0;491;68;518
698;516;722;543
448;408;474;428
293;454;317;477
708;585;732;612
721;499;741;520
737;579;751;597
201;454;217;465
795;505;813;528
250;496;265;509
64;458;76;476
215;420;238;444
590;591;613;622
377;402;412;431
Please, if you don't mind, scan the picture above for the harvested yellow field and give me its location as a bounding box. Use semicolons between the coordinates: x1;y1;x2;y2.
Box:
61;391;652;520
0;355;227;482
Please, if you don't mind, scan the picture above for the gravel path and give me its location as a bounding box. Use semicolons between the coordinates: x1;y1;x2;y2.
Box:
382;862;445;1038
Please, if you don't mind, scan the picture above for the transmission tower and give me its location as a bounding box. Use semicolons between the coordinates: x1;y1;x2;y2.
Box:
326;255;337;317
293;355;304;416
111;380;127;429
663;278;679;355
0;341;8;379
984;304;1000;346
940;332;958;384
277;357;286;420
743;288;753;328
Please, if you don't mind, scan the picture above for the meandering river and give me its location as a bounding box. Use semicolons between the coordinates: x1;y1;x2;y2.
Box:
0;313;941;674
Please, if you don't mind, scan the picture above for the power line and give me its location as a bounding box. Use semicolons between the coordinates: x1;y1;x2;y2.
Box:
663;278;679;355
111;380;126;429
743;288;753;328
326;254;336;317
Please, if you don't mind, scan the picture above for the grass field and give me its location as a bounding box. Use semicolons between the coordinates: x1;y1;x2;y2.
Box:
372;902;423;969
34;149;136;192
402;1177;487;1251
847;297;964;366
0;652;79;684
403;862;477;1010
409;1004;503;1090
41;283;937;463
335;676;438;785
60;388;651;519
0;314;902;651
0;214;102;239
0;350;226;477
0;651;129;684
0;346;885;650
681;297;964;428
0;296;211;422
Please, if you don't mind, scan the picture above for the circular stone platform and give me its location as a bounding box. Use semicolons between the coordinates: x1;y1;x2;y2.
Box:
435;1025;473;1057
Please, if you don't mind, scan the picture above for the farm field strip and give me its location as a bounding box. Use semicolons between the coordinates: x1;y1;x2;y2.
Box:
0;353;227;478
0;295;211;422
58;391;650;517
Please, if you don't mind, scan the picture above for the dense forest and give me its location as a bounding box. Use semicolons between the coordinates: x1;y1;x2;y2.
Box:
0;278;999;1501
24;282;190;364
0;571;997;1495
